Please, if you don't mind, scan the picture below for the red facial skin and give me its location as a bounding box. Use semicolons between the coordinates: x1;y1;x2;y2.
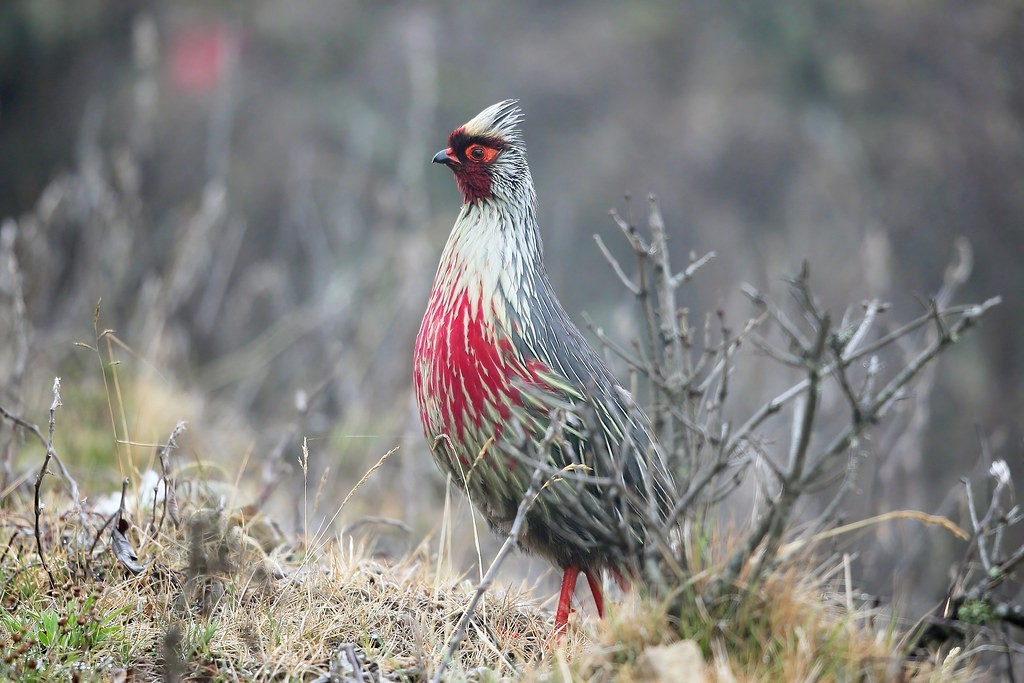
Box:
437;127;504;203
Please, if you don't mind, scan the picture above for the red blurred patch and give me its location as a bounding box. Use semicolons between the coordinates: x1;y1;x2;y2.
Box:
170;26;235;94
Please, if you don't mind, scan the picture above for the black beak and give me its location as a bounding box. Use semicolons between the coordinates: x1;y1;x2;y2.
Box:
432;148;457;166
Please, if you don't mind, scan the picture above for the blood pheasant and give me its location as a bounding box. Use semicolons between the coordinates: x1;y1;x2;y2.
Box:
413;101;676;633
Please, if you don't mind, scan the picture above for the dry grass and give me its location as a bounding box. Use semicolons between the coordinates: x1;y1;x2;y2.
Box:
567;525;972;683
0;451;969;681
0;318;976;681
0;473;564;681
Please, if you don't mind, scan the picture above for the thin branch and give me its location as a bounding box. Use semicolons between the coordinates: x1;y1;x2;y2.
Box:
33;378;62;589
593;234;641;295
152;421;186;534
431;463;549;682
670;250;717;289
741;313;829;590
726;297;1001;464
843;302;986;365
840;299;888;359
610;205;662;400
963;479;991;572
750;334;807;368
741;283;811;351
582;312;649;376
858;355;881;405
805;296;1001;483
829;337;863;424
0;406;81;511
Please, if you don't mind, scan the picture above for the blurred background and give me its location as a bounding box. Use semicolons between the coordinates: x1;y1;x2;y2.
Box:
0;0;1020;617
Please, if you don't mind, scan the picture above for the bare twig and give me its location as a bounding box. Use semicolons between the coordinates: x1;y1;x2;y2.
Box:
0;404;81;511
609;203;661;399
670;250;716;289
596;195;1007;672
431;462;548;683
805;296;1001;483
152;421;186;534
840;299;888;359
89;507;120;557
430;413;570;682
741;283;811;351
725;297;1001;465
583;312;649;376
726;313;830;591
647;196;687;460
829;337;864;424
593;234;641;295
33;378;62;589
963;480;991;572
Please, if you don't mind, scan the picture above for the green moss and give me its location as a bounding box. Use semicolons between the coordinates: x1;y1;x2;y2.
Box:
958;599;994;626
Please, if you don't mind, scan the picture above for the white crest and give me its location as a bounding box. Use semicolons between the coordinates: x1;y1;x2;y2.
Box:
462;100;524;146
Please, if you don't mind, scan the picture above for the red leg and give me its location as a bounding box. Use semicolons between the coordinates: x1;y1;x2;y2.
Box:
585;571;605;618
553;566;580;635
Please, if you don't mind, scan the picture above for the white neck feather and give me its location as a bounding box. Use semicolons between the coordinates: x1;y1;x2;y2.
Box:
431;194;543;332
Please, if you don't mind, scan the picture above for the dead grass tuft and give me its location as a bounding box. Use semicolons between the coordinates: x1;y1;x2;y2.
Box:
0;448;969;682
0;460;576;680
0;344;981;681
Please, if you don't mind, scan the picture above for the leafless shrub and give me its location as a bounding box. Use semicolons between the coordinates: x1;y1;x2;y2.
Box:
911;449;1024;668
584;193;1011;663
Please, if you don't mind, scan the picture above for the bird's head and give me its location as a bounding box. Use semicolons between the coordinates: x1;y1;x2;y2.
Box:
433;100;530;205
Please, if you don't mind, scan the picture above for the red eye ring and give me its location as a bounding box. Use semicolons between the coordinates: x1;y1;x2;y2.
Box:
465;144;498;163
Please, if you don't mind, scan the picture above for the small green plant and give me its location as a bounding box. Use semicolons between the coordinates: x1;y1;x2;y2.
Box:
187;619;220;661
0;581;126;681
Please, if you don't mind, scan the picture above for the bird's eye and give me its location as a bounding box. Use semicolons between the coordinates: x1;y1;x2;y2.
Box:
465;144;499;163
